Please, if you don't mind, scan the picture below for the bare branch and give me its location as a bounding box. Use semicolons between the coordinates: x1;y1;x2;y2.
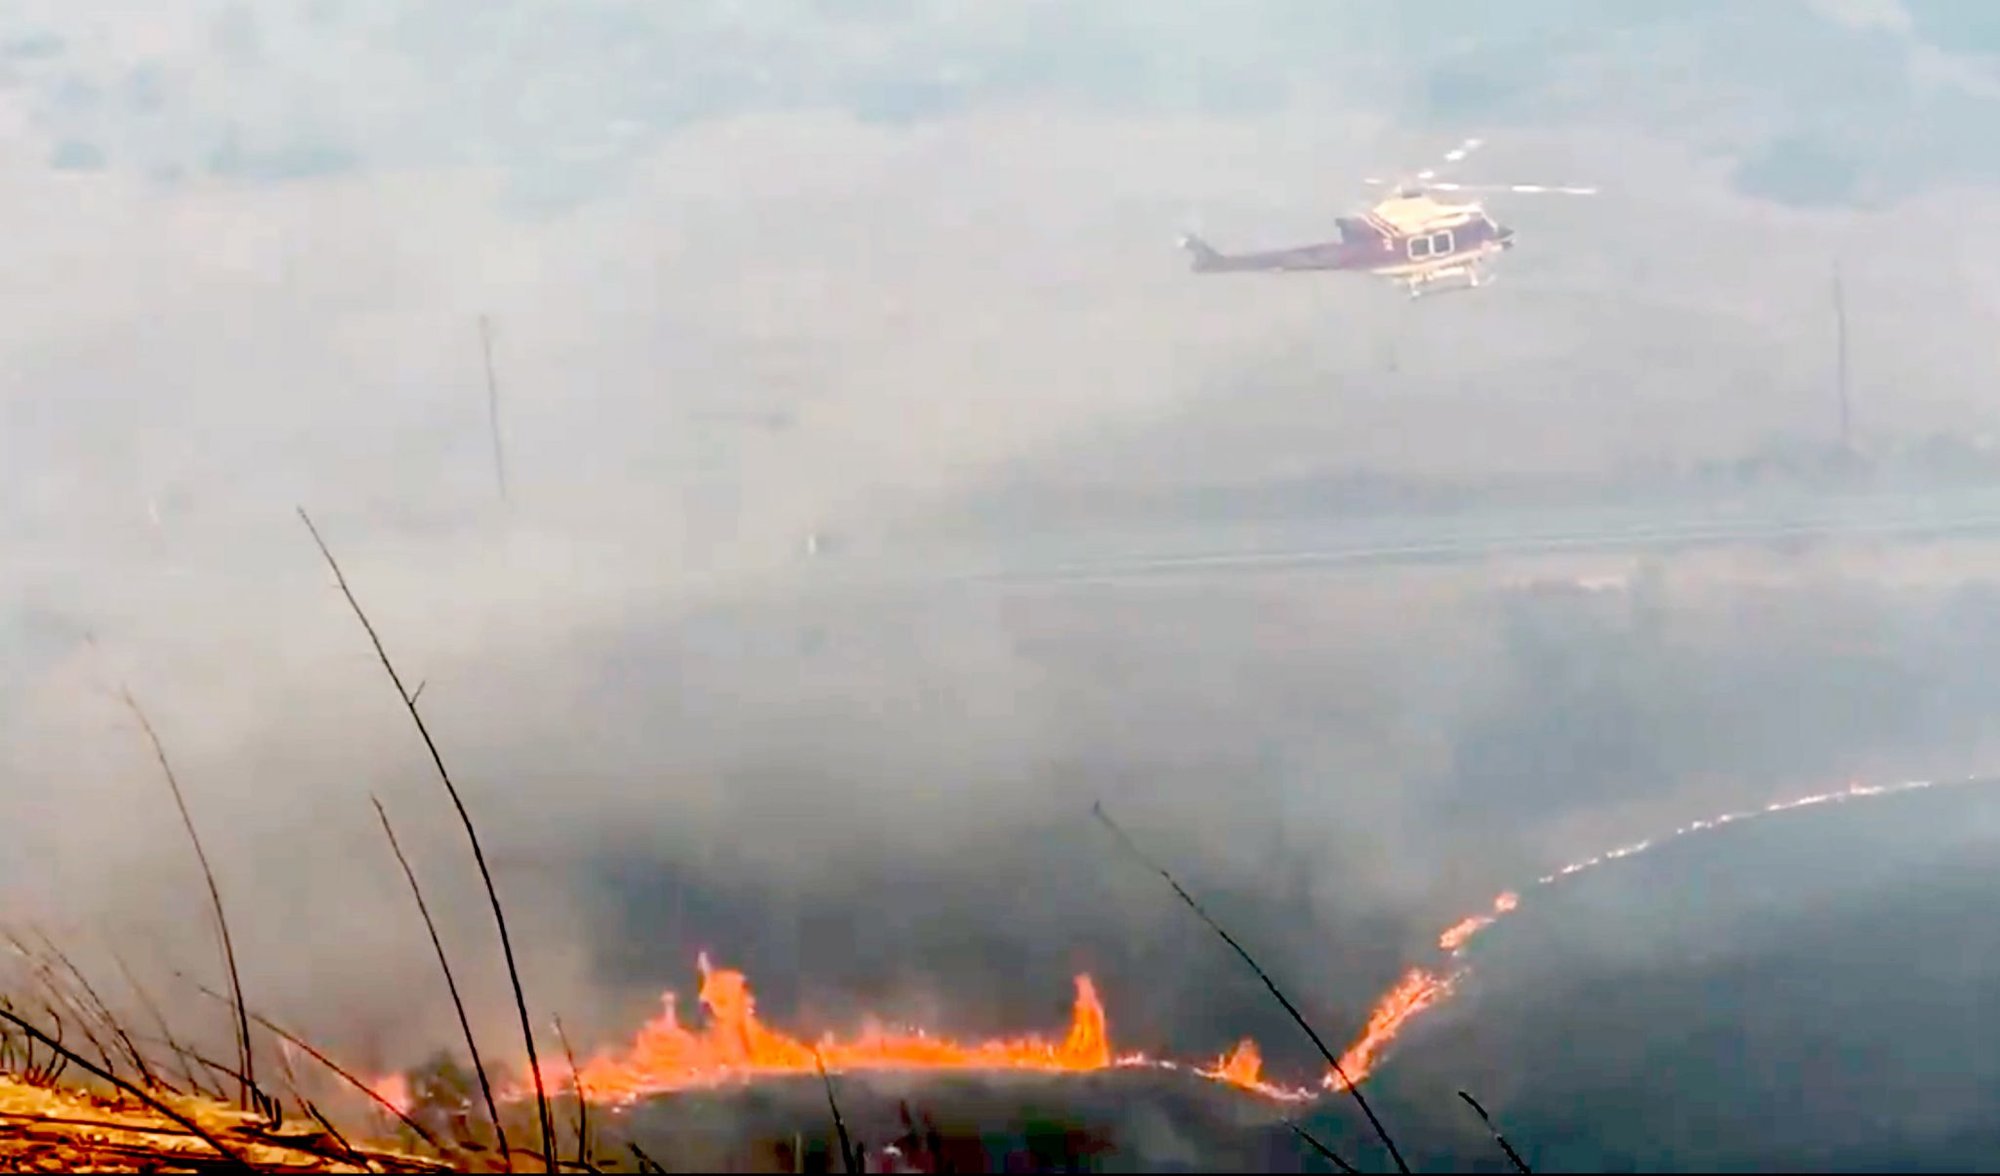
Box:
1458;1089;1531;1174
1091;800;1410;1174
298;507;556;1172
0;1003;252;1170
372;793;509;1157
814;1047;858;1175
119;687;257;1110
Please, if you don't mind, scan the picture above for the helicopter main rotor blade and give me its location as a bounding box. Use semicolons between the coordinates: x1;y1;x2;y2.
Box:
1428;181;1599;195
1362;136;1489;191
1415;137;1486;181
1440;137;1485;165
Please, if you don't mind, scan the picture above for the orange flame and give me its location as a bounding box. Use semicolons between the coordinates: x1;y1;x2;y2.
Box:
426;777;1965;1115
1435;915;1485;954
518;953;1119;1106
1325;967;1456;1091
1438;890;1521;954
496;951;1452;1110
1204;1040;1265;1089
1191;1037;1320;1101
369;1072;412;1117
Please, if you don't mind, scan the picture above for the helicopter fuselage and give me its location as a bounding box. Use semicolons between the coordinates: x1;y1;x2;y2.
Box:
1180;193;1516;295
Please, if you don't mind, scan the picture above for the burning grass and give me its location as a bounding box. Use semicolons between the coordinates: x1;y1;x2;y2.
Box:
0;514;602;1174
0;511;1516;1173
6;505;1984;1171
0;1074;447;1174
0;928;531;1173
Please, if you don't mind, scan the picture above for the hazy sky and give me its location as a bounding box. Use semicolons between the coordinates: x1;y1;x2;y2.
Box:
8;3;2000;1156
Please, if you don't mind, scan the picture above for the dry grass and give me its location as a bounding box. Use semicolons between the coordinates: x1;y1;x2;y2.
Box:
0;1076;449;1173
0;511;1540;1174
0;514;574;1174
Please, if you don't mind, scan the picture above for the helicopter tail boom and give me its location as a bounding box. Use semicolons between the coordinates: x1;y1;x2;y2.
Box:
1178;233;1347;273
1178;233;1227;272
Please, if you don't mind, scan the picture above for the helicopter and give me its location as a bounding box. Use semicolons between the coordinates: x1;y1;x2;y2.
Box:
1177;138;1597;299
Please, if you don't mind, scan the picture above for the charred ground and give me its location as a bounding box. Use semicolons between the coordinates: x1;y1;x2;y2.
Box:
1369;779;2000;1171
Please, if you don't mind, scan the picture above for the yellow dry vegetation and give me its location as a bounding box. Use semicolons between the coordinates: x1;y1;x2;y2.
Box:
0;1075;449;1173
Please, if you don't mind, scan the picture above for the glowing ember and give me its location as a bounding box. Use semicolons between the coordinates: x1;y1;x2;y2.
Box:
1438;891;1520;955
454;775;1981;1111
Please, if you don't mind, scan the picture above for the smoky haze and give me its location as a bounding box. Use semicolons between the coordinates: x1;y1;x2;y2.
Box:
7;1;2000;1165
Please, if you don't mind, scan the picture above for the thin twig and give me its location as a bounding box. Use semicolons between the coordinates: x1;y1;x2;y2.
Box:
814;1047;857;1175
251;1084;285;1132
178;977;449;1157
119;686;257;1111
23;964;142;1097
299;1096;377;1173
107;942;206;1096
271;1059;408;1174
38;1002;71;1087
112;929;229;1102
0;1004;252;1170
551;1015;593;1173
5;997;70;1086
1281;1117;1359;1174
30;927;160;1091
1458;1089;1531;1174
1091;801;1410;1174
7;937;127;1085
299;506;556;1173
129;1034;285;1133
626;1141;666;1174
138;1037;253;1091
372;793;509;1157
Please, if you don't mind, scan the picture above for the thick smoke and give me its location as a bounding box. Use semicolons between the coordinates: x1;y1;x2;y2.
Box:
3;3;2000;1164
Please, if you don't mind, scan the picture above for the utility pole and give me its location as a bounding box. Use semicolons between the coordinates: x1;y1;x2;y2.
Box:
479;314;510;504
1832;260;1852;453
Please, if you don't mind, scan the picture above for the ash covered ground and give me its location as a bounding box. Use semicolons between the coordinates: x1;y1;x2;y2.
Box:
596;1070;1307;1173
426;549;2000;1173
564;771;2000;1173
1363;776;2000;1172
562;546;2000;1042
27;521;2000;1173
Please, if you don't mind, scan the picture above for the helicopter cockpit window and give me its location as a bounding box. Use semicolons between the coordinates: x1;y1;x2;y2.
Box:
1430;230;1454;255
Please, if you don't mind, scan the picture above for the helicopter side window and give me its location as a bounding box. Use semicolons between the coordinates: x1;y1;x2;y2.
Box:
1430;230;1454;255
1407;235;1432;260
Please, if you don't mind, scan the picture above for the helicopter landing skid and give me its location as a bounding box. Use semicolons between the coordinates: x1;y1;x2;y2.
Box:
1405;265;1493;300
